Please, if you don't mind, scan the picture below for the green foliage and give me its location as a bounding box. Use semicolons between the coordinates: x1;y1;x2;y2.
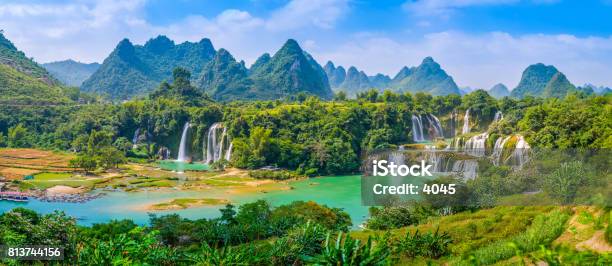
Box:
248;169;300;180
81;36;215;100
7;123;29;147
0;208;78;260
394;227;452;259
76;227;180;265
69;153;98;173
391;57;461;96
305;232;391;265
542;161;590;204
249;39;333;100
511;63;576;98
464;210;570;265
526;245;611;266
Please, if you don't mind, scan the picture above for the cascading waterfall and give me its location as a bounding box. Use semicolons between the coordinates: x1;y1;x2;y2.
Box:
132;128;140;144
225;142;233;161
494;111;503;122
462;109;471;134
512;136;531;168
491;136;511;165
205;123;231;164
411;115;425;142
449;110;457;137
177;122;191;162
464;132;488;157
426;114;444;139
451;160;478;180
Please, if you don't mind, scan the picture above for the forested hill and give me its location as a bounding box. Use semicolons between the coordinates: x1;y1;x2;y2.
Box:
0;33;73;104
510;63;577;98
0;32;58;85
83;37;333;101
81;35;216;100
43;59;100;87
324;57;461;97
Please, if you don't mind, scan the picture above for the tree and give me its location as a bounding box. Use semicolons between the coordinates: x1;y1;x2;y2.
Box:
542;161;589;204
113;137;132;154
333;91;347;101
69;154;97;173
0;132;6;147
7;124;28;148
97;146;126;169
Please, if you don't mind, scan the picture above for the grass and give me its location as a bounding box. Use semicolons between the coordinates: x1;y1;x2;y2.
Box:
350;206;561;265
149;198;229;210
33;172;73;180
453;209;571;265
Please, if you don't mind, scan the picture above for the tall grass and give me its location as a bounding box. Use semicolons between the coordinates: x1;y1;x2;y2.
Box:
456;209;570;265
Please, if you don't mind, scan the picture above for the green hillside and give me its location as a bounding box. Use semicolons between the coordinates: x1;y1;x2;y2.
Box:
81;36;216;100
0;33;72;104
391;57;461;96
488;83;510;98
511;63;576;98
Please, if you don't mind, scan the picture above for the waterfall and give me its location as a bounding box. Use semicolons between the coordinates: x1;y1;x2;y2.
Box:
132;128;140;144
388;148;405;166
426;114;444;139
411;115;425;142
464;132;488;157
511;135;531;168
451;160;478;180
449;110;457;137
494;111;503;122
205;123;229;164
177;122;191;162
491;136;511;165
225;142;233;161
462;109;471;134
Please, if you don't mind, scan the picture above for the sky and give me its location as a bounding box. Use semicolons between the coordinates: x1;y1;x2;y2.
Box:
1;0;612;89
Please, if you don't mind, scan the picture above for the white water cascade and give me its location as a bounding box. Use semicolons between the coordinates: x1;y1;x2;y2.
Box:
462;109;471;134
426;114;444;139
177;122;191;162
494;111;503;123
512;136;531;168
464;132;489;157
451;160;478;180
491;136;511;165
412;115;425;142
225;142;233;161
205;123;231;164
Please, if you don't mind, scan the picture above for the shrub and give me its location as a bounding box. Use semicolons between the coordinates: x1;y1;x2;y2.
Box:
248;169;300;180
464;209;570;265
394;227;452;259
304;232;391;265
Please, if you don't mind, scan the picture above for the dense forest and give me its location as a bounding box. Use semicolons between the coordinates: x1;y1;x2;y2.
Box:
1;68;610;175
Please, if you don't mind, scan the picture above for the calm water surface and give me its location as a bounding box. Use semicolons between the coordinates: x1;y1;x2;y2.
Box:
0;175;370;227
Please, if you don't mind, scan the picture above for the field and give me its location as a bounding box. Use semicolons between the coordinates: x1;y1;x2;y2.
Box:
0;149;292;200
351;206;611;265
147;198;230;211
0;148;74;180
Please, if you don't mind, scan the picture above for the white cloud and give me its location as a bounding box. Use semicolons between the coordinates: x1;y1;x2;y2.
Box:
314;31;612;89
1;0;610;89
266;0;349;31
0;0;347;64
403;0;518;17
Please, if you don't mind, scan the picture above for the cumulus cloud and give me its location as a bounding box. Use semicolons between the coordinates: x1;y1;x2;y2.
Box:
1;0;610;89
0;0;347;64
314;31;612;89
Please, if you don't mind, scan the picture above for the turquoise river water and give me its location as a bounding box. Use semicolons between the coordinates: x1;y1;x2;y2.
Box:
0;175;373;228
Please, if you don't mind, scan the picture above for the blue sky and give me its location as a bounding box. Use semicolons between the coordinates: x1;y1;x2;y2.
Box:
1;0;611;89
